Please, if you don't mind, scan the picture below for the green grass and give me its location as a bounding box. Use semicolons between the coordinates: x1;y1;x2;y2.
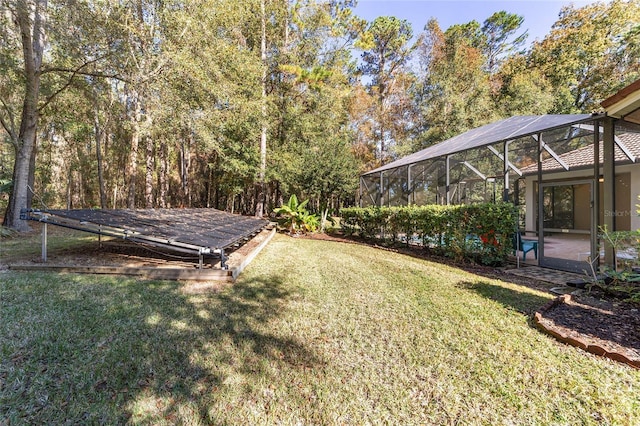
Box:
0;225;98;261
1;234;639;424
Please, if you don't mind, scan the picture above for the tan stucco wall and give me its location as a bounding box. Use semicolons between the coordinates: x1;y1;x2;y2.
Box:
574;183;591;231
630;167;640;231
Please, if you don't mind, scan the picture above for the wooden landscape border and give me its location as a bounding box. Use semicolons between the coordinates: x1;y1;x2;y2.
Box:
9;228;277;282
534;294;640;369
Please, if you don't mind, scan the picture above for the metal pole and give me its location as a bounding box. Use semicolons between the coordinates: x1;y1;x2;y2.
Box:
220;249;228;270
407;165;413;205
516;214;520;269
445;156;451;205
603;117;616;268
503;141;510;202
42;221;48;263
380;171;385;207
592;121;600;268
537;133;544;261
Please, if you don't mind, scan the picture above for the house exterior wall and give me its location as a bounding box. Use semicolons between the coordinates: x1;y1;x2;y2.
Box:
630;166;640;231
574;183;592;230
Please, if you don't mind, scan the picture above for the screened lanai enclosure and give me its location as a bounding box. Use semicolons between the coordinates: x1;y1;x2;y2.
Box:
360;113;640;273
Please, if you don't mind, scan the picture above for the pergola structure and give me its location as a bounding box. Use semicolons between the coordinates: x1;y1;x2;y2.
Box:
360;80;640;272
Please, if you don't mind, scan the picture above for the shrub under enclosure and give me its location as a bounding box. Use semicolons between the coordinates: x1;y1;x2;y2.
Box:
340;203;519;265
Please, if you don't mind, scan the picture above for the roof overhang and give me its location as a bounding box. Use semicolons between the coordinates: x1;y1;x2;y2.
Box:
601;79;640;124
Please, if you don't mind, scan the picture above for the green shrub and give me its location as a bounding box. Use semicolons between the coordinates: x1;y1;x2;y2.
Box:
340;203;518;265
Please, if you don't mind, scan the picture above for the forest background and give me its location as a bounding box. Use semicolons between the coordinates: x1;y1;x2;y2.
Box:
1;0;639;231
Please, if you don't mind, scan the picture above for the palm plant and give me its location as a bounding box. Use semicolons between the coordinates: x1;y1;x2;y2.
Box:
273;195;318;234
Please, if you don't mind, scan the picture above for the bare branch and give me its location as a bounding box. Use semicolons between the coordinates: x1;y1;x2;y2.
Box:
38;55;128;112
42;67;127;81
0;97;18;146
41;52;113;76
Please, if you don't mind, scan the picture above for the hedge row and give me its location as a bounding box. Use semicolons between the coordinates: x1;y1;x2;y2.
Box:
340;203;519;265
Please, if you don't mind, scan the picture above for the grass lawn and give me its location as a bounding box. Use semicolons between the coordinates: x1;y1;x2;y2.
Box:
1;233;639;424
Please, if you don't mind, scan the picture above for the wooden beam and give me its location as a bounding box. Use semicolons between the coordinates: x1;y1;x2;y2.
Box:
8;265;234;282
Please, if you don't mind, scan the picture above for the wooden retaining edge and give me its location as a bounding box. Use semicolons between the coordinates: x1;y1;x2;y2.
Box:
230;228;277;280
8;264;234;282
8;228;277;282
533;294;640;369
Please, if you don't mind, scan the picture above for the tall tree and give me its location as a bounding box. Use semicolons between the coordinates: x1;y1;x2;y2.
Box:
492;53;555;116
414;19;496;149
481;11;527;76
411;11;530;153
266;0;361;209
530;0;640;112
348;82;378;170
255;0;268;217
357;16;415;164
116;0;166;208
1;0;120;228
160;0;263;212
1;0;47;231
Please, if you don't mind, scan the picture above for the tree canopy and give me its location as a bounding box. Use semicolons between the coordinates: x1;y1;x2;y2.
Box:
1;0;638;228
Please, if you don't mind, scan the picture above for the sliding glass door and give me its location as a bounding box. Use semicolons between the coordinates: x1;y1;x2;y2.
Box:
538;180;596;273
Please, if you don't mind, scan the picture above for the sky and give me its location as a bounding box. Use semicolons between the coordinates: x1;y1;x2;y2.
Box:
352;0;600;46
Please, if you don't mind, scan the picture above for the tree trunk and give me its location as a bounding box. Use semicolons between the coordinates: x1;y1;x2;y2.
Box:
95;116;107;209
214;170;220;210
66;168;72;210
158;140;168;208
255;0;267;218
6;127;36;231
378;78;386;163
206;162;213;208
127;89;141;209
180;132;191;207
77;170;84;207
26;142;37;209
112;184;118;209
4;0;46;231
145;135;154;208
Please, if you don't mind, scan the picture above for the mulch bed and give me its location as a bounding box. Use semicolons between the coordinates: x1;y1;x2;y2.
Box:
303;232;640;368
535;295;640;368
